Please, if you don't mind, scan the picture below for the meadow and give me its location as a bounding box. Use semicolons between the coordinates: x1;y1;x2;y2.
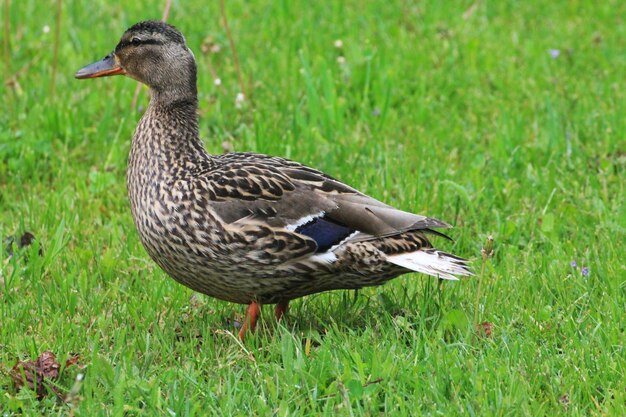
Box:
1;0;625;415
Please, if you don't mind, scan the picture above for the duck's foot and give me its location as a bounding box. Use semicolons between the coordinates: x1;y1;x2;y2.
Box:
238;302;261;341
274;301;289;321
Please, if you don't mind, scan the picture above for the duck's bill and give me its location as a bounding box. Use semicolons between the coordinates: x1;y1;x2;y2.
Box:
75;53;125;79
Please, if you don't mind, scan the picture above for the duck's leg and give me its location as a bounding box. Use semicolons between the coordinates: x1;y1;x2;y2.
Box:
238;302;261;341
274;300;289;321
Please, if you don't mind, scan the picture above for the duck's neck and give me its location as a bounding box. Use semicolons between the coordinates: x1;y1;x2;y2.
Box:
151;81;198;108
129;91;212;180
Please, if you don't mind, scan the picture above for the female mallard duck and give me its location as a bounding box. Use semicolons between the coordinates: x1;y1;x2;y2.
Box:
76;21;471;340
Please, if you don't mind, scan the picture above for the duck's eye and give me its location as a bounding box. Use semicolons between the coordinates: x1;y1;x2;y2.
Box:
130;36;142;45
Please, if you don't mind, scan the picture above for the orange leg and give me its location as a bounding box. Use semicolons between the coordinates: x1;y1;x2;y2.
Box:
238;302;261;341
274;300;290;321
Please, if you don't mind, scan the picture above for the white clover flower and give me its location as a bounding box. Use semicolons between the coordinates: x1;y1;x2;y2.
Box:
214;78;222;86
334;39;343;49
235;92;245;109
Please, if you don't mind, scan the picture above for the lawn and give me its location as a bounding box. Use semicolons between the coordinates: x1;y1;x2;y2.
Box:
1;0;625;415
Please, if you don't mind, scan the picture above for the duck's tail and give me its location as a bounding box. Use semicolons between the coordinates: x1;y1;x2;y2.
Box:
386;249;473;280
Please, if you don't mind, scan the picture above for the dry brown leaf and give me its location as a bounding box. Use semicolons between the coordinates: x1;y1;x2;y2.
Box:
476;322;494;338
65;354;81;368
10;351;61;399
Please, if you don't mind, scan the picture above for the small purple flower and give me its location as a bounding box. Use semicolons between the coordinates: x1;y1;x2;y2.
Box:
372;107;381;117
549;49;561;59
581;267;589;277
570;260;577;268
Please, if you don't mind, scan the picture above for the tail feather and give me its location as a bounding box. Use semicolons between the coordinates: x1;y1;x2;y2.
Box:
387;250;473;280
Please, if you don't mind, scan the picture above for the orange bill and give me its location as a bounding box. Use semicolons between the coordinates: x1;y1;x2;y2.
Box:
75;53;125;79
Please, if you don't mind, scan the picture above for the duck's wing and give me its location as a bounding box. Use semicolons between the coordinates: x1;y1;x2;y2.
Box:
194;152;471;279
199;152;450;241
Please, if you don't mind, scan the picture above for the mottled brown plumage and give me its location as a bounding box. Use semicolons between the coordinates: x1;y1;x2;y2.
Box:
76;21;471;339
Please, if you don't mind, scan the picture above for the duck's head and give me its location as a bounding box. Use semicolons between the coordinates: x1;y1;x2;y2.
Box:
76;21;197;98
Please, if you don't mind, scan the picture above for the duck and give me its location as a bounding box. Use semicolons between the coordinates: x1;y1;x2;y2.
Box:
75;20;472;340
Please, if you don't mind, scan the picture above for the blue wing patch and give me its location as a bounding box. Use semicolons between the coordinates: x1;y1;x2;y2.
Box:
295;216;354;252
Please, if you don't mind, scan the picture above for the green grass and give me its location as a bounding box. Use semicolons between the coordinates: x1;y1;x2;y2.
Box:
1;0;625;415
